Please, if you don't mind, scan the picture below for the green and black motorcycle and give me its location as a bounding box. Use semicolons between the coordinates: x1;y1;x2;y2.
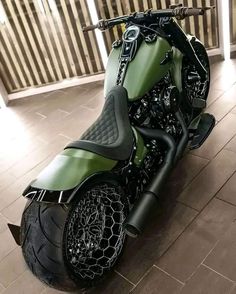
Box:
10;5;216;292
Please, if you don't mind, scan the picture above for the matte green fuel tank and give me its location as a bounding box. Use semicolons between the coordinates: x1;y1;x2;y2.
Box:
104;37;172;101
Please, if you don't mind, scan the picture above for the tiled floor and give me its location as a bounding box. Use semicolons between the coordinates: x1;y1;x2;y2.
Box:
1;59;236;293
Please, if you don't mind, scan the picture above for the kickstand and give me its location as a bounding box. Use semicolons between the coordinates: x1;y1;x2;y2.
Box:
8;224;21;246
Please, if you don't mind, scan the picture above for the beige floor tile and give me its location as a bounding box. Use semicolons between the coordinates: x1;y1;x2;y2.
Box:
180;265;234;294
1;197;27;223
229;285;236;294
0;172;18;193
224;134;236;154
156;199;236;282
191;113;236;160
178;150;236;211
0;155;55;212
0;213;8;234
117;203;197;283
216;172;236;206
7;134;70;179
131;266;183;294
0;283;5;293
206;84;236;121
0;248;26;287
0;229;17;261
41;288;75;294
207;87;224;106
88;272;133;294
3;270;45;294
204;223;236;282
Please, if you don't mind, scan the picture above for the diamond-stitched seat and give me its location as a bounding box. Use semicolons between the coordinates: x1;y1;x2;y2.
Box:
65;86;134;161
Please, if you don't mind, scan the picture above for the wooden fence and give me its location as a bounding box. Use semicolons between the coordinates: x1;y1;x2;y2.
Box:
230;0;236;44
0;0;104;93
0;0;219;93
95;0;218;52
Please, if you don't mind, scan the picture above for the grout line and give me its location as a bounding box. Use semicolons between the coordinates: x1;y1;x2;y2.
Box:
201;264;236;284
188;152;210;161
153;265;185;285
57;108;70;115
114;270;135;286
223;132;236;154
182;240;221;285
201;239;221;265
176;201;199;213
36;137;48;145
217;105;236;124
0;247;20;267
184;263;202;284
214;168;236;195
175;157;212;202
35;112;47;119
213;115;236;155
129;266;154;293
181;148;236;211
190;113;236;164
0;194;21;213
0;282;5;289
156;213;200;258
186;153;210;161
58;133;73;141
180;180;236;223
200;156;236;208
0;156;55;213
5;269;33;289
206;81;236;109
215;197;236;208
224;147;236;155
153;195;228;276
0;211;11;224
0;142;50;189
80;104;97;111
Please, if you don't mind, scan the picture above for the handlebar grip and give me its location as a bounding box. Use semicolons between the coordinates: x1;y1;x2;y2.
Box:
82;24;98;32
186;8;205;16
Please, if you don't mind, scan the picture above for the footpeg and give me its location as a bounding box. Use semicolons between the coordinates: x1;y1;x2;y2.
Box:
189;113;215;149
192;98;206;109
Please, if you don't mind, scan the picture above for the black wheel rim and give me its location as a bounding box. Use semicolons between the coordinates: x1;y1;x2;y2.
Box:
64;184;126;281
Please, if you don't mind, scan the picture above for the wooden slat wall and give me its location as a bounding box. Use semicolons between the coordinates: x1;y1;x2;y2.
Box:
0;0;104;93
230;0;236;44
95;0;219;52
0;0;219;94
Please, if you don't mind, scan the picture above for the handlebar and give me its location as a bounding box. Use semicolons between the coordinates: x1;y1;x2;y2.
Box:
82;24;99;32
175;7;205;17
82;6;215;32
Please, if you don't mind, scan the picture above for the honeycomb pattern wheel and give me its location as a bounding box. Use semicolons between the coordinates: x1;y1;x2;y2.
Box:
63;183;128;284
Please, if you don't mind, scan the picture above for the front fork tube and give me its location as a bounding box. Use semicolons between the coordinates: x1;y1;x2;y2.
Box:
162;19;207;80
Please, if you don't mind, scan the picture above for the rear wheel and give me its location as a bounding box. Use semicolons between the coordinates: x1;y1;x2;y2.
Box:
20;183;128;291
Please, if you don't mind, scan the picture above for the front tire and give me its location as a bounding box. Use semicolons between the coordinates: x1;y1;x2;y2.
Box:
20;183;128;291
182;39;210;118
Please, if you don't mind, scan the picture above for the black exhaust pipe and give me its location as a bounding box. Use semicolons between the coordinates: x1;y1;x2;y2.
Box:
174;111;189;164
124;111;188;237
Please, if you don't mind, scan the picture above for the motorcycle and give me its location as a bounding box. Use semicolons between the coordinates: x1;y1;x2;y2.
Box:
9;4;216;292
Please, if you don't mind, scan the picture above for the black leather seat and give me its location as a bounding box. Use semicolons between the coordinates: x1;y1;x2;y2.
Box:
65;86;134;161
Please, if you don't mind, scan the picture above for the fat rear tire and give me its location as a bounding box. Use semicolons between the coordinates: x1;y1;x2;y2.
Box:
20;183;128;291
20;201;77;291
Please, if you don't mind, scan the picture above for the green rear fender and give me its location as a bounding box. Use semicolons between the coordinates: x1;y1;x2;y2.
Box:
29;128;147;193
30;149;117;191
